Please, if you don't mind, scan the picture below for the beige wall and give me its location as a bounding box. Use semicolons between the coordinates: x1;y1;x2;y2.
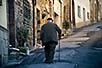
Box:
54;0;61;27
74;0;90;27
101;0;102;20
0;0;7;29
54;0;60;15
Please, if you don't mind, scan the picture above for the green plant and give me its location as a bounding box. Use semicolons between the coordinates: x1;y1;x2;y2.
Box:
42;12;47;19
23;28;29;42
18;46;27;53
16;26;30;47
63;21;70;30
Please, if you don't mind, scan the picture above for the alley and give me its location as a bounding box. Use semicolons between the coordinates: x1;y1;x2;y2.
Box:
6;22;102;68
1;0;102;67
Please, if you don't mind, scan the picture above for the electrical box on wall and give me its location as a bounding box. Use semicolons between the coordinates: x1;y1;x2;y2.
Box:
0;0;2;6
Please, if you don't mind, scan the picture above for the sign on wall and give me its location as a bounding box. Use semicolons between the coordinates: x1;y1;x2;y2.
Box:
0;0;2;6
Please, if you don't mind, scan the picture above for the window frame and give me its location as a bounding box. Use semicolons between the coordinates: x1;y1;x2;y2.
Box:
78;5;81;18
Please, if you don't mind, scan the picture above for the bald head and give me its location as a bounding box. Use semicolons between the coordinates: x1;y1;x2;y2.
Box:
47;18;53;23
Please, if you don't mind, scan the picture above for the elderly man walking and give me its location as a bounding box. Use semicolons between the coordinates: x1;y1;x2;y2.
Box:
40;18;61;63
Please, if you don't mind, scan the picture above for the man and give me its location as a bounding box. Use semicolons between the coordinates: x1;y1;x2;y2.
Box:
40;18;61;63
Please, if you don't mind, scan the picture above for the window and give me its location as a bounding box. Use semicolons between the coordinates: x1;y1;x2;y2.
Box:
0;0;2;6
83;8;85;21
78;6;81;18
18;1;21;7
87;12;89;19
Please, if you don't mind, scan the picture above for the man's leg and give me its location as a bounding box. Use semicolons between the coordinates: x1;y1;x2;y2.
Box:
44;42;56;63
44;44;50;63
49;42;56;63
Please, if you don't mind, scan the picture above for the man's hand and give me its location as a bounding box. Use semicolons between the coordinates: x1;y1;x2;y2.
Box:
58;34;61;40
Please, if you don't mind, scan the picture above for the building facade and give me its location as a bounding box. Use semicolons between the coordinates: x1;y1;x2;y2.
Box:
23;0;31;24
8;0;16;47
90;0;101;22
100;0;102;20
23;0;33;49
7;0;102;51
8;0;33;49
54;0;61;27
34;0;63;47
71;0;90;28
15;0;24;28
34;0;54;47
0;0;9;66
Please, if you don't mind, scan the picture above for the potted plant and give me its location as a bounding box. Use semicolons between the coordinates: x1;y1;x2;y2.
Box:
62;21;70;37
63;21;70;30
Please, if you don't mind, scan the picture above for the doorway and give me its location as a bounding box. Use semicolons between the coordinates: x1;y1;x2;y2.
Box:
36;9;40;44
83;8;85;21
72;0;75;27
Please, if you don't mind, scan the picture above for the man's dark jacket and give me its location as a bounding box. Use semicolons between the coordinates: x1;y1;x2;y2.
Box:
40;22;61;45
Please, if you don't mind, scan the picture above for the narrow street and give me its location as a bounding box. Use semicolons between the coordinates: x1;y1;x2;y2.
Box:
1;0;102;67
6;22;102;68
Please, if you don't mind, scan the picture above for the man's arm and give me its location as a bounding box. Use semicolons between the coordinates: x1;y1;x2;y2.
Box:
55;24;62;39
40;26;44;40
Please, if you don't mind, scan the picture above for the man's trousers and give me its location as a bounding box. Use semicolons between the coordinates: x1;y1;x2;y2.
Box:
44;42;56;63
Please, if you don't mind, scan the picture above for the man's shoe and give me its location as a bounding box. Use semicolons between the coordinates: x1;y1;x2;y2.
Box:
44;60;53;64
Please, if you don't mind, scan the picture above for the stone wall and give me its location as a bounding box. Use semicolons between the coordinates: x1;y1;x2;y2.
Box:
0;25;8;66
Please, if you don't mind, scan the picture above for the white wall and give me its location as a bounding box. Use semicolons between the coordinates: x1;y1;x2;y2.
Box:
74;0;90;23
0;0;7;29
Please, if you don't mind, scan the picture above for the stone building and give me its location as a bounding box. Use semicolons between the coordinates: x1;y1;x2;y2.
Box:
34;0;63;47
23;0;31;24
71;0;90;28
34;0;78;45
15;0;24;28
34;0;54;47
0;0;9;66
90;0;102;22
23;0;33;49
8;0;24;47
8;0;33;49
8;0;16;47
54;0;63;28
100;0;102;20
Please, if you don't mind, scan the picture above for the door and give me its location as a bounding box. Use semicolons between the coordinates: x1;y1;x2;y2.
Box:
83;8;85;21
72;0;75;27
